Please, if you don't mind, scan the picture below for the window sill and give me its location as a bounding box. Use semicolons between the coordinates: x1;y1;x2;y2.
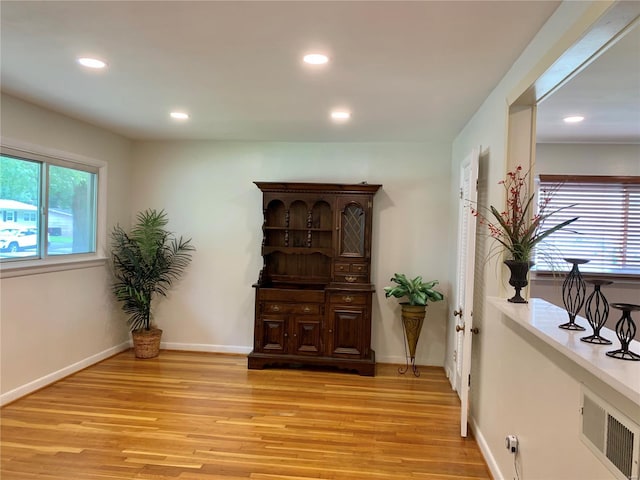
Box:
488;297;640;407
532;271;640;286
0;255;107;278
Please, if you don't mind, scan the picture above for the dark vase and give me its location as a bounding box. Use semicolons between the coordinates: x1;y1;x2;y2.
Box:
504;260;533;304
560;258;588;331
606;303;640;361
581;279;613;345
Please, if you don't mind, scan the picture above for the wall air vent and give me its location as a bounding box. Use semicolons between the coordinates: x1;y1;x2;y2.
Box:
581;387;640;480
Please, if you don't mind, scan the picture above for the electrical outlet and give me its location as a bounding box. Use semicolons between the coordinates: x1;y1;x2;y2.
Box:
505;434;519;453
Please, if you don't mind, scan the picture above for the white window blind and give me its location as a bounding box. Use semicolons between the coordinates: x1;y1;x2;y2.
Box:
534;175;640;276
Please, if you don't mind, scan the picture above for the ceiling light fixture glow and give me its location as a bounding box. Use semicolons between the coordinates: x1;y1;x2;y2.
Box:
77;57;107;69
303;53;329;65
563;115;585;123
170;112;189;120
331;110;351;121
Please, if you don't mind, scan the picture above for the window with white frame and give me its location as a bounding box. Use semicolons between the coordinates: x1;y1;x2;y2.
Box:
534;175;640;276
0;149;98;261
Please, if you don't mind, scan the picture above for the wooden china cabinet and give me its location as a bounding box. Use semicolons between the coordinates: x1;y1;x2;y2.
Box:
248;182;381;376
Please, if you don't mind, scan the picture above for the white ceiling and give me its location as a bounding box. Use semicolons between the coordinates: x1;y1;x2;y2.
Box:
536;24;640;144
1;1;566;143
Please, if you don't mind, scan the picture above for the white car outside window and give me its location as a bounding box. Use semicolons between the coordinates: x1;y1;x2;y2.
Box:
0;227;38;252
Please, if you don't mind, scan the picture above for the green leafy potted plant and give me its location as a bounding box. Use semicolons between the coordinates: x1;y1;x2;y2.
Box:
384;273;444;375
111;209;194;359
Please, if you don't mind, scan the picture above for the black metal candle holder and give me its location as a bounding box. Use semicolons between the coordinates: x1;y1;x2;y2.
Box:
560;258;588;331
581;279;613;345
606;303;640;361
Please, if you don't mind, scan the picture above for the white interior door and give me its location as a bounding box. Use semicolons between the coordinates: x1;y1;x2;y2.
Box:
453;147;479;437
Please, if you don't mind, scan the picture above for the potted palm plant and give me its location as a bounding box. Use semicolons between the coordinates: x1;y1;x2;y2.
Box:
111;209;194;358
384;273;444;375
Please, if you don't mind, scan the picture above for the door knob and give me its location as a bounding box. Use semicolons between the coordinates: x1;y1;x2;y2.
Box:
471;327;479;334
454;309;462;317
455;324;465;332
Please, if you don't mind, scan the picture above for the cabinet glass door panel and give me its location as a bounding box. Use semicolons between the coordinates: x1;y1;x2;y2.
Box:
341;203;365;256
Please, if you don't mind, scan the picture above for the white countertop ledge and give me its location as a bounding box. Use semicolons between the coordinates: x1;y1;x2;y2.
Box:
488;297;640;407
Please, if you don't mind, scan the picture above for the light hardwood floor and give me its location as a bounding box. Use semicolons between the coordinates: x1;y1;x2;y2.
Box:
1;350;490;479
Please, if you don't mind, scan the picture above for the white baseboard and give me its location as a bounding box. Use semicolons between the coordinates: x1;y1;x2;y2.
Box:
374;353;445;366
469;415;503;480
375;354;406;364
0;342;130;406
161;342;252;355
444;365;456;390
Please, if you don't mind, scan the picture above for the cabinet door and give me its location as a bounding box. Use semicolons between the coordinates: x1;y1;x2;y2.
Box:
291;316;323;356
257;315;288;354
336;196;371;260
327;306;365;358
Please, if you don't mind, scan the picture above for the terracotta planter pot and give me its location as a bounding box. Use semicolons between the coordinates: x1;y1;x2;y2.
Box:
132;328;163;359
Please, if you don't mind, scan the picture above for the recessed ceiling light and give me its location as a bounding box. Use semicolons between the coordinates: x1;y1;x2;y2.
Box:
563;115;585;123
331;110;351;121
170;112;189;120
303;53;329;65
77;57;107;69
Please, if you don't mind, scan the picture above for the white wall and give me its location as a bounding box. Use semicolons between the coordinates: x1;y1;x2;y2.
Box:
450;2;633;479
535;143;640;176
0;94;132;402
531;142;640;335
129;141;452;366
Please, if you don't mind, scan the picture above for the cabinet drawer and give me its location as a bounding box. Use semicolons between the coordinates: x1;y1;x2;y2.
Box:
329;293;368;305
335;263;368;274
291;304;321;315
263;302;321;315
258;288;325;303
334;274;367;284
350;263;368;273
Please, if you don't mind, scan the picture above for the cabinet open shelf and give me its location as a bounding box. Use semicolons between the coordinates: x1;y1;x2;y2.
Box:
262;246;333;256
268;274;330;285
264;227;333;232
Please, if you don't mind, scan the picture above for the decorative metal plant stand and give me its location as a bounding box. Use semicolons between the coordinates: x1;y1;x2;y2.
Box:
606;303;640;361
581;280;613;345
399;306;424;377
560;258;588;330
